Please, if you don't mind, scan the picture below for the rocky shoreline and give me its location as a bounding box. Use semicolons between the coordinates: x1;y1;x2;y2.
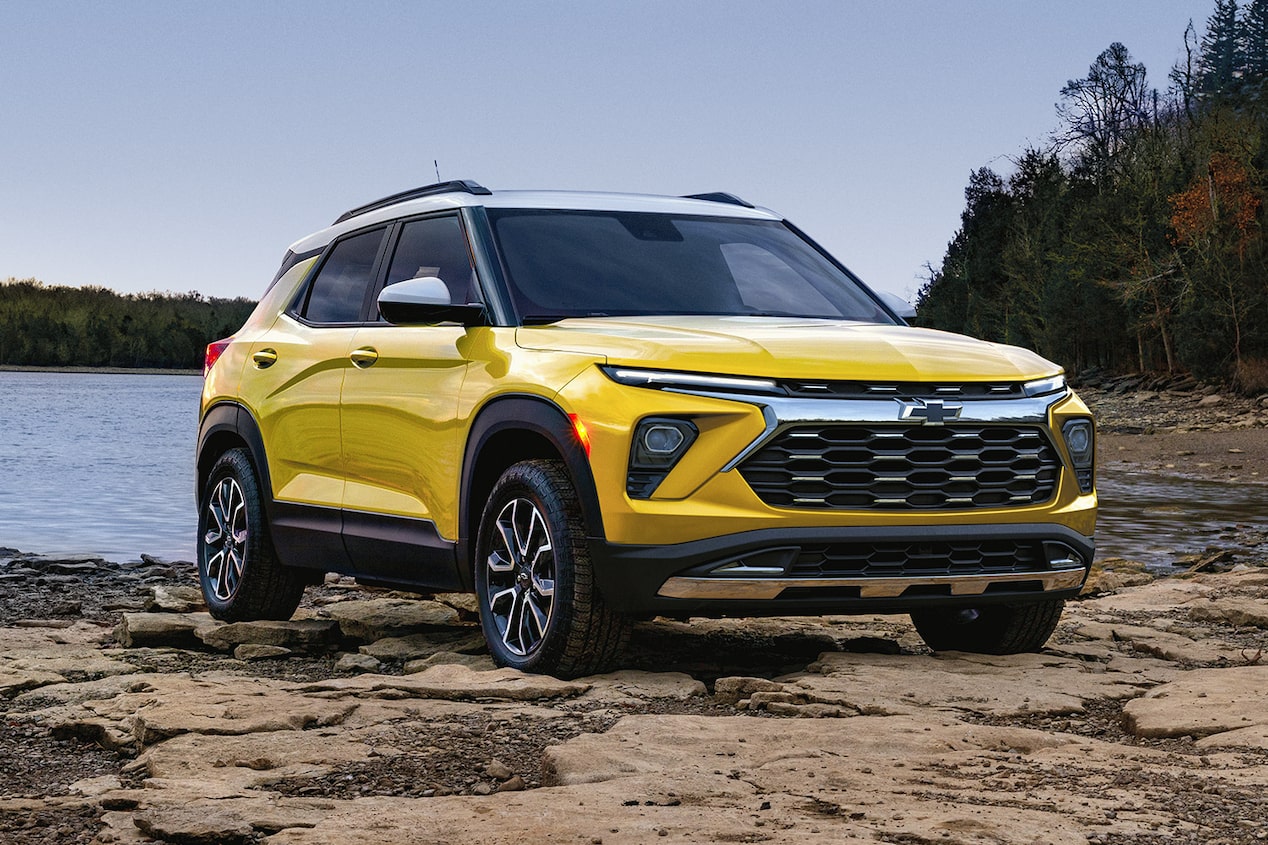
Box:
2;540;1267;845
4;381;1268;845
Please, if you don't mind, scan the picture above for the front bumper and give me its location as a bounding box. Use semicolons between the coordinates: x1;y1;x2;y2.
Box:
590;522;1094;616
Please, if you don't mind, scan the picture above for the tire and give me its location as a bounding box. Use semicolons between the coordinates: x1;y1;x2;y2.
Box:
474;459;629;678
910;598;1065;655
197;447;305;622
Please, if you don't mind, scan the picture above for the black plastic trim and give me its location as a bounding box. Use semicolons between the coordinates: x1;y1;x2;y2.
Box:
682;191;755;208
341;509;462;590
459;395;605;590
335;180;492;225
588;522;1094;615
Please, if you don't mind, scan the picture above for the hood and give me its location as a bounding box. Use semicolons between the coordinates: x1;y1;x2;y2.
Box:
515;316;1059;382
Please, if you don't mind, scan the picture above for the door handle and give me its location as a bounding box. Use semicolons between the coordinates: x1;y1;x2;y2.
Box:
350;347;379;368
251;349;278;369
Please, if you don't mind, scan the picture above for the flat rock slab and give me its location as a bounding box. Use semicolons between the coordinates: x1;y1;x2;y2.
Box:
1189;597;1268;629
755;651;1154;718
579;670;706;701
357;630;486;661
42;675;359;748
115;612;217;649
322;598;462;641
1122;665;1268;740
300;663;589;701
197;619;340;652
1065;619;1241;664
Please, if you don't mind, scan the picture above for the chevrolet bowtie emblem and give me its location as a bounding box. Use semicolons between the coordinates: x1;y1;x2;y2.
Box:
897;398;963;425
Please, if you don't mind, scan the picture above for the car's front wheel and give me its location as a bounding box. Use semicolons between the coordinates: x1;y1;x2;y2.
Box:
198;447;305;621
910;598;1065;654
474;459;628;678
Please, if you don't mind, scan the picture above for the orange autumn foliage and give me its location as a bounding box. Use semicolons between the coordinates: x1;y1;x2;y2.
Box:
1168;153;1262;254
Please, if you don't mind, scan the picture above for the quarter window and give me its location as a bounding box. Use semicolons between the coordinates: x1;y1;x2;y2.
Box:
302;228;386;324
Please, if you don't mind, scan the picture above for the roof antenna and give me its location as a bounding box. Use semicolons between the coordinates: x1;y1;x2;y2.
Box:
434;160;441;181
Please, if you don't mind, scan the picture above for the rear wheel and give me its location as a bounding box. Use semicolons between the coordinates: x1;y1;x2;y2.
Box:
198;448;305;621
474;460;629;678
910;598;1065;654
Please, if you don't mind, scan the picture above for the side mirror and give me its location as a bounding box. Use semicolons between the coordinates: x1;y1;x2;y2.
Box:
878;290;917;320
378;277;486;326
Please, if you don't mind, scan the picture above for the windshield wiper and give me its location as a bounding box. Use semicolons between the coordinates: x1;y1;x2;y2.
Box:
522;313;611;325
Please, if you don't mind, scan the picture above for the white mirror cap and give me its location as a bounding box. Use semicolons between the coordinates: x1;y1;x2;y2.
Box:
878;290;917;319
378;276;451;308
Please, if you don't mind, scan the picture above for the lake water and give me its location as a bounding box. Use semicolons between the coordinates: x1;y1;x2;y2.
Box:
0;371;1265;566
0;371;201;561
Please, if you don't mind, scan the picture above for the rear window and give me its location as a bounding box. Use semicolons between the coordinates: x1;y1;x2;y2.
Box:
486;209;892;324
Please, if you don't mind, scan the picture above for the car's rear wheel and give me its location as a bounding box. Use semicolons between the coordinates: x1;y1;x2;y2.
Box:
198;448;305;621
910;597;1065;654
475;459;628;678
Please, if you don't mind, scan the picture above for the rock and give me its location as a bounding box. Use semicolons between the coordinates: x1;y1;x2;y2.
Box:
197;619;340;652
1067;620;1240;664
323;598;462;641
334;652;381;673
1122;666;1268;739
358;631;486;661
434;592;481;617
135;805;255;845
0;668;67;696
234;644;293;661
1197;394;1225;406
472;782;494;795
713;676;786;705
146;584;207;613
498;775;526;792
581;670;707;701
301;663;589;701
403;651;496;673
486;760;513;780
115;612;217;649
1188;597;1268;629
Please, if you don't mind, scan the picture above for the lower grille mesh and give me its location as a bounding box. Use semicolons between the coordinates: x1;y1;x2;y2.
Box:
791;540;1050;578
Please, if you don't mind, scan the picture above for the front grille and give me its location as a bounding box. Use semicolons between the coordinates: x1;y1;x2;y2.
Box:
738;424;1061;510
791;539;1048;578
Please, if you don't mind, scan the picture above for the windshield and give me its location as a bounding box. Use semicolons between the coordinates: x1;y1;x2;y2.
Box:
485;209;895;324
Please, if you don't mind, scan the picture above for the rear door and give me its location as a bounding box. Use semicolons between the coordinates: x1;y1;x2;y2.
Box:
240;225;389;567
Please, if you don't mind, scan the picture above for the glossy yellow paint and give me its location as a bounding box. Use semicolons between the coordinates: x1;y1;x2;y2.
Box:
205;269;1096;551
556;365;1097;546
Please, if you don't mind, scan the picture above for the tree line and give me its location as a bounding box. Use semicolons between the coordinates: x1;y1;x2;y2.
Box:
0;278;255;370
916;0;1268;392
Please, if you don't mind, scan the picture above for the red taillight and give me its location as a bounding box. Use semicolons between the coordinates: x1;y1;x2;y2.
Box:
204;337;233;377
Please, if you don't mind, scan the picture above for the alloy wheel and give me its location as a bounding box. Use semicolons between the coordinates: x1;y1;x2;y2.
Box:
203;476;248;602
484;497;556;656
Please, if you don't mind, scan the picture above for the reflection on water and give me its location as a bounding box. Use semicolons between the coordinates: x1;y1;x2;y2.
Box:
0;372;201;561
1095;468;1268;568
0;372;1264;567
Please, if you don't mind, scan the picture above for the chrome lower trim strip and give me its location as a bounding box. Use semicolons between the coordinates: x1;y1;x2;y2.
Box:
656;566;1086;600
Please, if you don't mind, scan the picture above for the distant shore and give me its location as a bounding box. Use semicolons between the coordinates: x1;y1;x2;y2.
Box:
0;365;201;376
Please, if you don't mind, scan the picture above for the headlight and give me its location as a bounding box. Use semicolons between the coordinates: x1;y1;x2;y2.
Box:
1062;418;1095;493
601;365;781;396
627;417;698;498
1024;374;1067;397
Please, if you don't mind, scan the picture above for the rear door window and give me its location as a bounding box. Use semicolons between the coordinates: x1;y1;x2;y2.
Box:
301;228;387;324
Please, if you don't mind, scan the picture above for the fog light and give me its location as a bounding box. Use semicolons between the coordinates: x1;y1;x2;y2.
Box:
627;417;698;499
642;424;685;454
1062;418;1095;493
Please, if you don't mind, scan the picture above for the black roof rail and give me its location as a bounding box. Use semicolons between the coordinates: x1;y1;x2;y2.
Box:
334;180;492;224
681;191;755;209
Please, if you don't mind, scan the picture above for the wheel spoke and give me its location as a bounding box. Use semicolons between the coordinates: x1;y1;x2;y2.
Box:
201;476;248;603
525;592;549;638
486;549;515;573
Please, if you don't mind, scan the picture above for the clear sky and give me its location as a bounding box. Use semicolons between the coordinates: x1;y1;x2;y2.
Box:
0;1;1211;303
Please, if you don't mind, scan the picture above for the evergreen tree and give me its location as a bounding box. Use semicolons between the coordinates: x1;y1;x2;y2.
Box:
1197;0;1245;98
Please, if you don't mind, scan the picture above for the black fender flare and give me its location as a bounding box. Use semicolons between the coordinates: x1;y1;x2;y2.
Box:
196;402;273;516
458;395;606;588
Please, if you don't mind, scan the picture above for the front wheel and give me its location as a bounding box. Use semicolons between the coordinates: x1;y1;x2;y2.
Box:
910;598;1065;654
474;460;629;678
198;448;305;621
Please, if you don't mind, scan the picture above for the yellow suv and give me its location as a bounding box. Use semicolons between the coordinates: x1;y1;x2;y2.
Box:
197;180;1096;677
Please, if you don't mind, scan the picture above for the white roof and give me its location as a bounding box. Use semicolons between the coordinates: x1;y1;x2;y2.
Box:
289;189;781;254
